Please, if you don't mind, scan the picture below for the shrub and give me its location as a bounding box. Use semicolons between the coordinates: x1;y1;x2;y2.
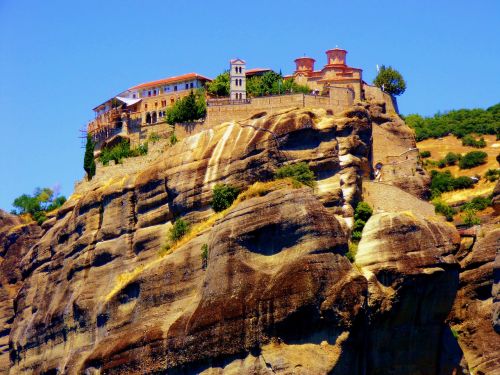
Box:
346;242;358;263
463;208;481;226
351;202;373;241
148;132;161;144
354;202;373;222
169;132;178;146
461;196;491;212
430;170;474;196
432;199;456;221
274;162;316;187
99;140;148;165
484;168;500;182
437;159;447;168
444;152;460;166
459;151;487;169
201;244;209;269
169;219;190;242
462;135;486;148
420;150;431;158
211;184;240;212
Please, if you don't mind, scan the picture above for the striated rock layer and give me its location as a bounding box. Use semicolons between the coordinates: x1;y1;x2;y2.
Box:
1;104;497;374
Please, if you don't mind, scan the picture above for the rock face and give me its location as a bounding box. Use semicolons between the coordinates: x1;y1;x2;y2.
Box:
449;228;500;374
356;212;462;375
0;211;42;372
1;105;496;374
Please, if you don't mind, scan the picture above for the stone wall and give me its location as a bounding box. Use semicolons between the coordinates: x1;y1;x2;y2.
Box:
363;84;399;113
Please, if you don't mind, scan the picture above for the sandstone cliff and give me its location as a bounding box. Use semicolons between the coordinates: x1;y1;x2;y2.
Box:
2;103;498;374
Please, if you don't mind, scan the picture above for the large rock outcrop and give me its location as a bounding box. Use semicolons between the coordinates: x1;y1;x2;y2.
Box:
356;212;462;375
449;228;500;374
0;211;42;372
1;104;495;374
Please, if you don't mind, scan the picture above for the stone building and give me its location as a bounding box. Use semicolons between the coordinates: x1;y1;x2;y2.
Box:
229;58;246;100
292;48;364;100
88;73;211;138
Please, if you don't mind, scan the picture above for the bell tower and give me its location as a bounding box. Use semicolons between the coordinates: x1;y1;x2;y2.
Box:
230;58;246;100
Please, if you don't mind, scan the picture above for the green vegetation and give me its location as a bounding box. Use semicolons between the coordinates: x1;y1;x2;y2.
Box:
169;132;178;146
373;65;406;96
405;103;500;141
169;218;190;242
12;187;66;225
352;202;373;241
274;162;316;187
166;89;206;124
444;152;461;166
459;151;488;169
99;140;148;165
201;243;209;269
84;134;96;180
207;71;230;97
430;170;475;197
420;150;431;158
484;168;500;182
463;208;481;226
208;70;310;98
432;199;456;221
462;134;486;148
461;196;491;212
148;132;161;144
246;71;310;97
211;184;240;212
346;242;358;263
451;328;459;340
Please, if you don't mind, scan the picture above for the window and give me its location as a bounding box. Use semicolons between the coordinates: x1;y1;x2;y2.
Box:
144;104;148;109
148;91;151;97
185;83;189;90
170;98;174;104
174;85;177;91
133;94;136;98
190;82;193;88
153;89;157;96
155;102;158;107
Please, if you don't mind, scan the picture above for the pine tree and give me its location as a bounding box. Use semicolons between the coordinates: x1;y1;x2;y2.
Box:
84;134;96;180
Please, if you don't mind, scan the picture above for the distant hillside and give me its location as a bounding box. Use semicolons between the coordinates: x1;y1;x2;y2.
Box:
405;103;499;141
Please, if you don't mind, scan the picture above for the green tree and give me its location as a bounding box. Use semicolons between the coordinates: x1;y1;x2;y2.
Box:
84;134;96;180
169;218;190;242
207;71;230;96
12;188;66;224
166;90;206;124
373;65;406;96
211;184;240;212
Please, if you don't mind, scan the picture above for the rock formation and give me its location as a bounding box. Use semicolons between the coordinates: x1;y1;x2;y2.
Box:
1;103;498;374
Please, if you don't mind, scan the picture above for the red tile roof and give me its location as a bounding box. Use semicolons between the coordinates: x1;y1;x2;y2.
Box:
245;68;272;75
129;72;212;90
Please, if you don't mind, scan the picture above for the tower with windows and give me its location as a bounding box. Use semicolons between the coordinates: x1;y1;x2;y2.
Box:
230;58;246;100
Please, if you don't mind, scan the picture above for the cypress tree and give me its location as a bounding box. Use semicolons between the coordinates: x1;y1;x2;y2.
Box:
84;133;96;180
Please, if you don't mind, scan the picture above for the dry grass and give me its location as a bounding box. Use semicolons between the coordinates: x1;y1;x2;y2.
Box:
418;134;499;204
418;134;499;177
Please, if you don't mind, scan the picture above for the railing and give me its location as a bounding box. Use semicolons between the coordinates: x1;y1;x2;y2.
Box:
207;98;251;106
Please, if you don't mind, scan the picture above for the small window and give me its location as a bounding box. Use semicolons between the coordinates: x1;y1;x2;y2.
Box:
155;102;158;107
170;98;174;104
174;85;177;91
153;89;156;96
185;83;188;90
148;91;151;97
132;94;136;98
190;82;193;88
144;104;148;109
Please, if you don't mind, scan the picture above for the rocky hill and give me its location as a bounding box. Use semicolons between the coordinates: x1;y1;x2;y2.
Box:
1;102;499;374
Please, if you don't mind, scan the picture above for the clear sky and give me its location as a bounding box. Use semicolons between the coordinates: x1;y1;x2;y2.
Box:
0;0;499;211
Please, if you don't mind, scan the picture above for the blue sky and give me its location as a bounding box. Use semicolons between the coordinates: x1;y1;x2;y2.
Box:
0;0;499;211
